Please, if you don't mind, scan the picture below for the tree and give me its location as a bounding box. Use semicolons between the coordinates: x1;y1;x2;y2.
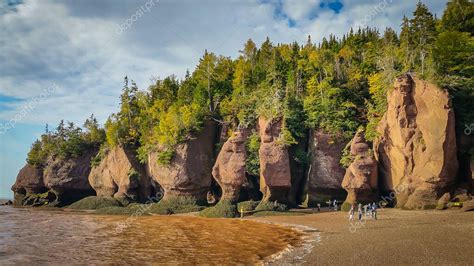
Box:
440;0;474;33
83;114;106;145
410;1;437;76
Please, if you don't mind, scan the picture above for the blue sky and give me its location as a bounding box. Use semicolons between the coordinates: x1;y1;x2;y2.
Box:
0;0;448;199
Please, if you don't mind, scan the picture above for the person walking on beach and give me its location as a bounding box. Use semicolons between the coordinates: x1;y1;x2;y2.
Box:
349;204;355;221
358;203;363;221
372;203;378;220
317;203;321;212
333;199;337;211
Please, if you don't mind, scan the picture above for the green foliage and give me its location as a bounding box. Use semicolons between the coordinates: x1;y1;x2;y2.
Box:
341;201;352;212
439;0;474;33
127;168;140;182
68;196;123;210
199;200;238;218
304;78;359;139
339;140;353;168
90;144;108;168
255;200;288;212
293;148;310;166
434;1;474;136
27;118;105;167
365;71;398;141
276;126;298;146
156;149;175;165
148;196;206;214
251;211;306;217
237;200;260;212
433;31;474;77
245;132;260;176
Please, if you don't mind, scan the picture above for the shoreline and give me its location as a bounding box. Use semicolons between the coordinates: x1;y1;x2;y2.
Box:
3;205;473;264
252;208;474;265
246;218;321;265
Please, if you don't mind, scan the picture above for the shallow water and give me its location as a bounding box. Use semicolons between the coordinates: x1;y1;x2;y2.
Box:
0;206;303;264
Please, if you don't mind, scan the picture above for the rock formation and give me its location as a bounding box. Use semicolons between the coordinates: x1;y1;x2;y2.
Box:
12;148;97;206
43;149;97;204
11;164;47;205
374;74;458;209
147;121;218;202
258;117;291;204
212;129;248;202
306;131;347;206
88;146;152;203
11;164;46;195
342;131;378;204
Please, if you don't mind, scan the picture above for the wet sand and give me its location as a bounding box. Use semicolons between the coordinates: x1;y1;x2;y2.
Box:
0;206;303;264
252;208;474;265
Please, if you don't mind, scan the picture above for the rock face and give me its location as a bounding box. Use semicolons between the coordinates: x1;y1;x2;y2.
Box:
374;74;458;209
11;164;46;195
43;149;97;204
212;129;248;202
89;146;151;203
147;121;218;202
342;131;378;204
258;117;291;204
306;131;347;205
11;148;97;206
11;164;47;205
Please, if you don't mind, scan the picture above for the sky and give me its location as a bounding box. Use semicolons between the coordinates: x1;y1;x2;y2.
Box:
0;0;449;199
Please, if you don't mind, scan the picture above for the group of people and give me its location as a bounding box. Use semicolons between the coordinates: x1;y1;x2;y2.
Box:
349;203;378;221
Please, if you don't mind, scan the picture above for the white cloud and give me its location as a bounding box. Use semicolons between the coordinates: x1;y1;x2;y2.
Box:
282;0;319;21
0;0;449;127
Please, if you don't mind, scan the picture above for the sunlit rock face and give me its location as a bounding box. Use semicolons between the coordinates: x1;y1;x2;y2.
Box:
147;121;218;203
306;130;347;206
89;146;152;203
342;131;378;204
374;74;458;209
212;129;248;202
258;117;291;204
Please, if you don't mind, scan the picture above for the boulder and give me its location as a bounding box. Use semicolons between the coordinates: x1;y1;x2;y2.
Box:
258;117;291;204
306;130;347;206
374;74;458;209
436;192;451;210
461;200;474;211
43;149;97;204
146;121;218;203
342;131;378;204
453;190;472;202
212;129;248;202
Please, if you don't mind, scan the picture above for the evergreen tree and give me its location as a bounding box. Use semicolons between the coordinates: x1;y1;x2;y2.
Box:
410;1;437;76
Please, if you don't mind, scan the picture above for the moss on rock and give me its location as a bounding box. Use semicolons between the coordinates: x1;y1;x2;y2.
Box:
237;200;260;212
341;201;352;212
148;196;206;215
199;200;238;218
68;196;122;210
255;200;288;212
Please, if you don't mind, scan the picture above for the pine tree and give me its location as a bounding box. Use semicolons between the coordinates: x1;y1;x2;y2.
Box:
410;1;437;75
440;0;474;33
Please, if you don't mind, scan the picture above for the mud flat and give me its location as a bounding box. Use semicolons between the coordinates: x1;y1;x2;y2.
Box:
252;209;474;264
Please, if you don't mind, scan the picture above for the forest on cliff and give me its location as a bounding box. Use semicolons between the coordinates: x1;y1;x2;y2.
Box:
25;1;472;180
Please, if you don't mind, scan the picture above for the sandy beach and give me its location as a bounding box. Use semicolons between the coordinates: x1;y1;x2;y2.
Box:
252;209;474;265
